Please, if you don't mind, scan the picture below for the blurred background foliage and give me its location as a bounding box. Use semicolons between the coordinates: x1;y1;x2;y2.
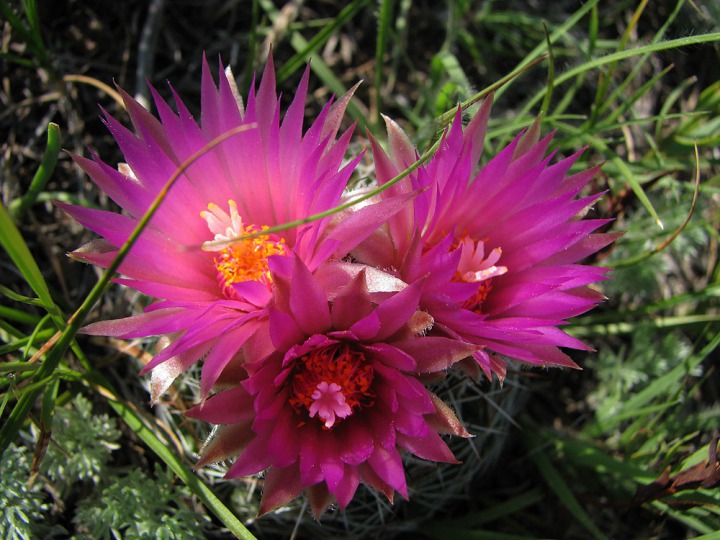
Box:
1;0;719;538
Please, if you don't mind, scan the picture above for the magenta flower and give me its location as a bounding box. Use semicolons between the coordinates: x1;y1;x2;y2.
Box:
61;58;405;398
352;98;617;380
187;256;477;516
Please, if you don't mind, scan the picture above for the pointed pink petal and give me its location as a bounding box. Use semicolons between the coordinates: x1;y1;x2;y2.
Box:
81;307;192;338
330;269;373;329
186;386;254;424
372;280;424;341
364;343;416;371
359;463;394;502
332;465;360;509
299;427;324;486
193;421;254;469
384;114;417;170
149;341;210;402
426;393;471;437
337;419;374;465
397;431;458;464
289;256;331;335
313;261;406;298
308;483;334;519
268;307;304;351
392;337;479;373
325;190;420;262
226;428;274;478
258;464;305;516
200;321;260;397
318;433;344;490
367;446;408;499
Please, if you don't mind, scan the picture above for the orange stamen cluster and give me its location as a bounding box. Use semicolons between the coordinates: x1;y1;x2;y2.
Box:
213;225;288;298
454;273;494;314
289;343;374;428
200;200;290;300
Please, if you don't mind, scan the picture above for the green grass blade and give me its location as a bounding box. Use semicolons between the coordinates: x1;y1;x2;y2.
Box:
0;376;14;418
540;22;555;114
595;65;674;131
258;0;369;128
654;76;700;140
434;55;547;130
524;429;607;540
0;362;43;374
523;32;720;115
621;328;720;414
0;330;53;356
588;4;598;56
659;502;719;535
22;314;52;361
0;283;47;308
275;0;370;83
0;201;64;326
555;437;657;483
0;304;41;325
593;0;685;125
560;124;664;229
0;0;35;48
570;283;720;332
1;0;50;68
375;0;395;128
494;0;600;100
9;123;61;219
568;314;720;339
20;0;45;53
424;489;544;534
588;0;649;125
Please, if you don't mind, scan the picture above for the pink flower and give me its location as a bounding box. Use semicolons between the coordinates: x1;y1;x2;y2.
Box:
61;58;406;398
187;256;476;516
353;98;617;381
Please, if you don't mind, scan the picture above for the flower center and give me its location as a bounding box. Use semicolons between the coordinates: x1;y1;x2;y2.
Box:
456;278;494;313
452;236;507;314
289;342;374;429
201;200;289;299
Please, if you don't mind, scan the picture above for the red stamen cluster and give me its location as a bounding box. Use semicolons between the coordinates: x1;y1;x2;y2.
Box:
289;342;374;427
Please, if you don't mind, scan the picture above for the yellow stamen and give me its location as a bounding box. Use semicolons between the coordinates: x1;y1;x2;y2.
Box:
201;201;289;299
